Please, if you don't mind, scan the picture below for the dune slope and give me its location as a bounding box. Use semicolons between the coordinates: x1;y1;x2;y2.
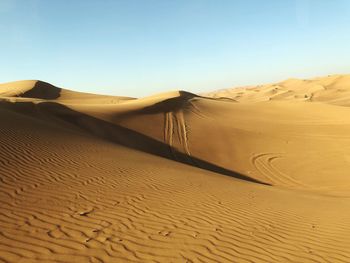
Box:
1;77;350;262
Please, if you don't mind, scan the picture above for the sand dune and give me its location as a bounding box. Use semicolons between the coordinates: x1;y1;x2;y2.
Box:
1;76;350;262
205;74;350;105
0;80;134;104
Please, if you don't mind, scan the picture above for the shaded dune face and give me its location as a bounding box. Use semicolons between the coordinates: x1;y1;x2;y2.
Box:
0;95;265;185
138;91;197;114
18;81;62;100
2;76;350;262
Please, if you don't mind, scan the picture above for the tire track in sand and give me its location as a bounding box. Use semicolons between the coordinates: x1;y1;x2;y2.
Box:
164;110;192;163
2;98;350;262
251;153;307;187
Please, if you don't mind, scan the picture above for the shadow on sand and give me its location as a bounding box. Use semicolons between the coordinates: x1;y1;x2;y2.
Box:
4;100;269;186
20;81;62;100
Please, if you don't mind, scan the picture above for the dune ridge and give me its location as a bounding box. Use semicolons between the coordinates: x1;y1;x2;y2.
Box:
1;76;350;262
204;74;350;105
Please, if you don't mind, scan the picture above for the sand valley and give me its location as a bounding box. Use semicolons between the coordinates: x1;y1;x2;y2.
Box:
1;75;350;262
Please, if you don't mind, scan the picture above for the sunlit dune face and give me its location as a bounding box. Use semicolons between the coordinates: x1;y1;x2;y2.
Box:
2;75;350;262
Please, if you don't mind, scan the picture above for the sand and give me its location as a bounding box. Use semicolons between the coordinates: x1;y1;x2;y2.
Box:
1;76;350;262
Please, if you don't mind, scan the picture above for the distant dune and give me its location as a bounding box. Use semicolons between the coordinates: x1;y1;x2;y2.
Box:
1;76;350;262
204;74;350;105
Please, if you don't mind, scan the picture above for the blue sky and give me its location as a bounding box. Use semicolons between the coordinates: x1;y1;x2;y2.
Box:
1;0;350;97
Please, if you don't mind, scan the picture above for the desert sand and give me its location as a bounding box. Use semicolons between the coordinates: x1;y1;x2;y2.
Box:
1;76;350;262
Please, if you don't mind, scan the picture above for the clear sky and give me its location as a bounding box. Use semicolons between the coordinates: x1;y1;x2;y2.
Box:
1;0;350;97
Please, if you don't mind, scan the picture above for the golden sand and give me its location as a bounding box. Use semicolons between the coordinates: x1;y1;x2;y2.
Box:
1;76;350;262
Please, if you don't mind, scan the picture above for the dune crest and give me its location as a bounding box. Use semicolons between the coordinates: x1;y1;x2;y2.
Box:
1;76;350;262
204;74;350;105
